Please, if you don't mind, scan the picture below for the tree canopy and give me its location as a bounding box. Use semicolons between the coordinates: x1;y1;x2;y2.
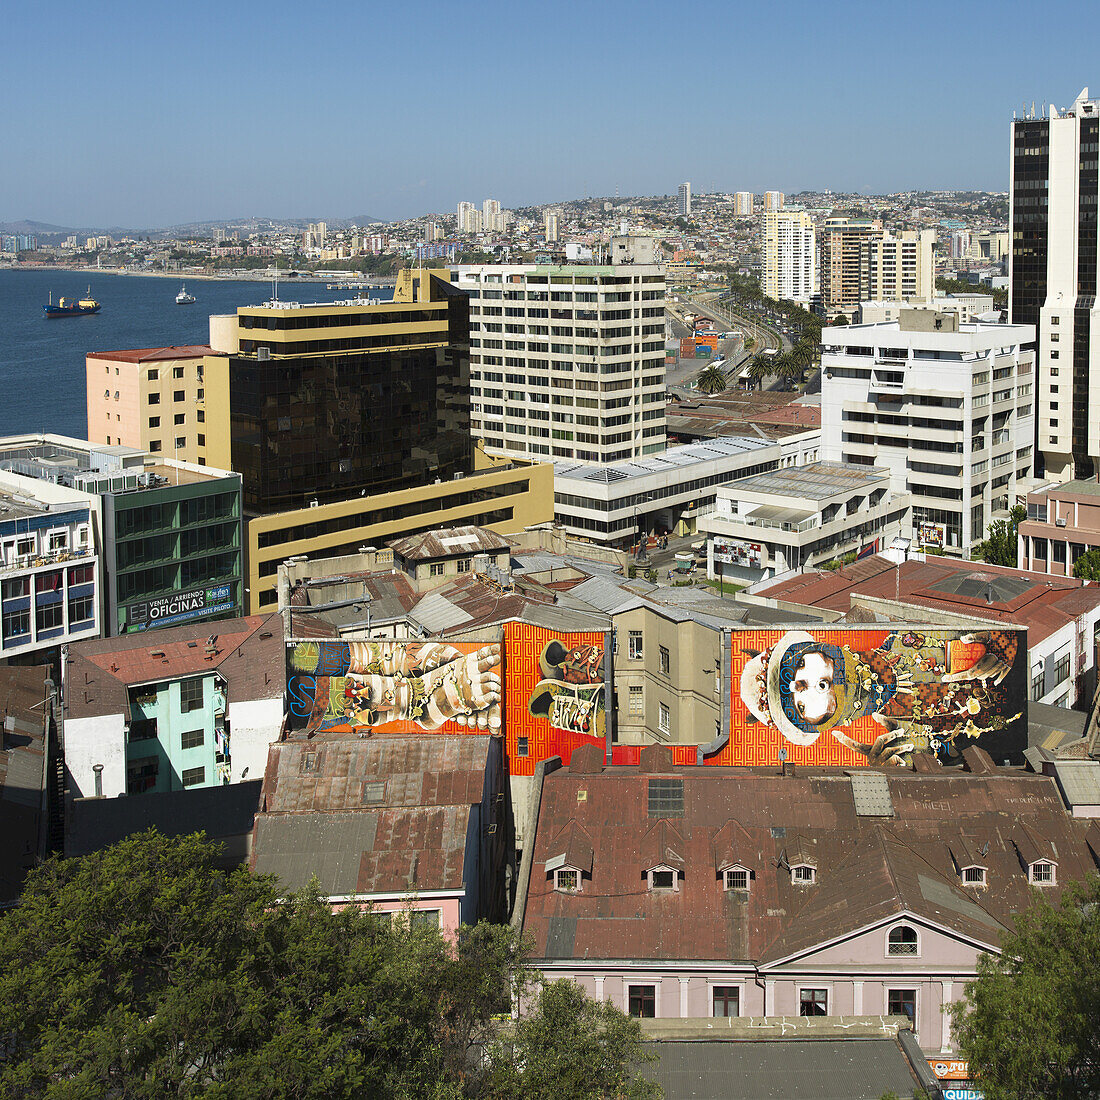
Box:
1072;548;1100;581
0;830;657;1100
695;363;727;395
974;505;1026;567
952;874;1100;1100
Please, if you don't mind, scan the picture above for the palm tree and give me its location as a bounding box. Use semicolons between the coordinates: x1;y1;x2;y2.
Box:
747;353;772;389
696;363;728;395
776;354;805;390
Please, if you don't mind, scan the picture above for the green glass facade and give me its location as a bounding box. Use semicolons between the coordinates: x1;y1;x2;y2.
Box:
104;476;243;635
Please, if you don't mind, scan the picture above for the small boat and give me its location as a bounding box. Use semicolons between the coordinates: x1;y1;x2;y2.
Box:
44;286;100;318
176;284;196;305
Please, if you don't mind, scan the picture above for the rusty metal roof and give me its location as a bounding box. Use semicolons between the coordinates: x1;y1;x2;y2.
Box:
250;733;493;897
522;762;1098;965
387;525;511;561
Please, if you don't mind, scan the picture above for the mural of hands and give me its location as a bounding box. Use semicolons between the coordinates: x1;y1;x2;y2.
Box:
420;643;503;731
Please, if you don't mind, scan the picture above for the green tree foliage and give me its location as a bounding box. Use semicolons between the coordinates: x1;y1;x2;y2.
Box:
485;980;659;1099
952;875;1100;1100
1072;548;1100;581
0;831;652;1100
936;275;1007;309
695;363;728;395
975;505;1026;567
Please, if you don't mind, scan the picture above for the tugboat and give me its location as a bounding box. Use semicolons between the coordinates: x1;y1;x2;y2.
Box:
44;287;101;318
176;284;196;305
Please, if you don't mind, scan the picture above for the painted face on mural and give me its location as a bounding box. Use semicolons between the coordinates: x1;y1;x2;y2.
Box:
790;651;837;725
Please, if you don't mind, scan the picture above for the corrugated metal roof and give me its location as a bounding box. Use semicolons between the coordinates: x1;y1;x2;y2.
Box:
1052;761;1100;807
640;1038;922;1100
388;525;510;560
851;773;895;817
409;591;475;633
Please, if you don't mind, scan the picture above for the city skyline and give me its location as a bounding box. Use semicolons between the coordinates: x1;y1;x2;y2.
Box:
4;0;1099;226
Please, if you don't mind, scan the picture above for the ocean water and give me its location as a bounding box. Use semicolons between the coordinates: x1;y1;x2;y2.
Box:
0;269;393;438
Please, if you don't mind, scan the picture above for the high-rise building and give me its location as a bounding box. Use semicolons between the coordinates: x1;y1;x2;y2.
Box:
197;270;552;609
821;310;1035;553
544;211;559;242
820;221;935;317
820;217;882;315
457;201;482;234
1011;87;1100;480
764;191;784;212
482;199;504;233
734;192;754;216
864;229;936;305
678;182;691;216
455;262;667;463
763;211;817;306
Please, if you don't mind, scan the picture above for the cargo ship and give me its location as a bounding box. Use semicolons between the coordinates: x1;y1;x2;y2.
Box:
44;287;101;318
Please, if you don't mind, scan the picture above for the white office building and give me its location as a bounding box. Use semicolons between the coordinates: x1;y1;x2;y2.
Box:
763;211;817;306
455;263;667;464
678;182;692;216
734;192;754;216
821;309;1036;553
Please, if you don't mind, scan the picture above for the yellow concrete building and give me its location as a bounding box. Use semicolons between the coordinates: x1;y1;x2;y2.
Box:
85;345;210;461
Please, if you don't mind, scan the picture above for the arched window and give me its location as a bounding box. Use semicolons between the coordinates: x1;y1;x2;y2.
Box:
887;924;919;957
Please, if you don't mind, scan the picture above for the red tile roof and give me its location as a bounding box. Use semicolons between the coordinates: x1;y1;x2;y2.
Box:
756;554;1100;645
88;345;211;363
65;615;284;718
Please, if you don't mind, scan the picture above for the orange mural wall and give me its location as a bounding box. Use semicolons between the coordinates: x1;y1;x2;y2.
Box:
718;626;1027;768
503;622;608;777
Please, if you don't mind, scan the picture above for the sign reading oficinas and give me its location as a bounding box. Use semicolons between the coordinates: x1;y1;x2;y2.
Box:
126;584;234;631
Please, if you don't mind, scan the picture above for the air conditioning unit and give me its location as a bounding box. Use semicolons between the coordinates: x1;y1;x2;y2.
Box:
257;347;270;361
1056;518;1067;527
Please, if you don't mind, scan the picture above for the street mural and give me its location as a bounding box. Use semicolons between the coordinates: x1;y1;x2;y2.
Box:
721;627;1027;768
503;622;608;777
286;639;503;737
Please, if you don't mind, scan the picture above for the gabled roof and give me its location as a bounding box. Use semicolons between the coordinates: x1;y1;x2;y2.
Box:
388;525;510;561
65;615;284;719
520;765;1097;966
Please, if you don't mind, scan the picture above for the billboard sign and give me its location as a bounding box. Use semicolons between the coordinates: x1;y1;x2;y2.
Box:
503;623;608;777
286;639;503;737
919;521;948;550
126;583;235;631
720;627;1027;768
929;1061;972;1081
713;538;762;568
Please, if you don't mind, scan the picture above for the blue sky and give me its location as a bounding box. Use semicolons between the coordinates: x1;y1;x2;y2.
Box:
3;0;1099;228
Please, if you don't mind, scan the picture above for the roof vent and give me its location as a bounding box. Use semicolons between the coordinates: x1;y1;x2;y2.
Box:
150;650;166;659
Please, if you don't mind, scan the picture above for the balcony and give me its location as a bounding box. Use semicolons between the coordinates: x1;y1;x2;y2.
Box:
0;546;95;578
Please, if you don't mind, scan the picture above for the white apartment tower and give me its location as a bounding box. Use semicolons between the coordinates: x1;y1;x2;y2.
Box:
763;210;817;306
1010;87;1100;481
734;192;754;216
457;201;482;234
678;182;692;216
764;191;784;212
544;211;559;242
821;310;1035;553
482;199;504;233
455;263;667;463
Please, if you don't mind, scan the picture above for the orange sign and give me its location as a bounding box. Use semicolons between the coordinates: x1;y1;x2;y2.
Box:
929;1059;971;1081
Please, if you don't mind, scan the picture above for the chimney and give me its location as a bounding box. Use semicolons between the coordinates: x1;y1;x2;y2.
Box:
92;763;104;798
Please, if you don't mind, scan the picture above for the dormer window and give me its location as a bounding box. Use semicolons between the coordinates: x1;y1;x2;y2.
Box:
1029;860;1056;885
723;866;750;892
961;865;987;887
648;866;679;892
554;867;580;893
791;863;816;885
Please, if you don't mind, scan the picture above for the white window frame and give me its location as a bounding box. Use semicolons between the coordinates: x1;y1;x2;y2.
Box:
658;702;670;735
554;867;581;893
961;865;987;887
659;645;670;674
723;866;750;892
1029;860;1056;885
628;630;643;660
885;923;921;959
647;865;679;892
624;980;660;1018
791;863;816;885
